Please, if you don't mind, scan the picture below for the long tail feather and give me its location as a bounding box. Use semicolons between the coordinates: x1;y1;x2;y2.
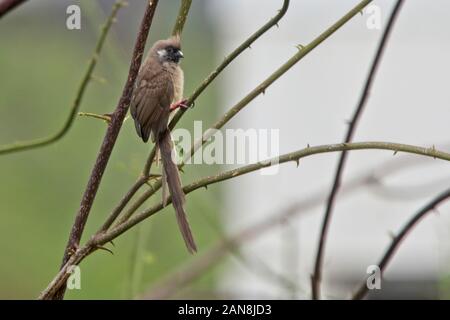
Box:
158;132;197;253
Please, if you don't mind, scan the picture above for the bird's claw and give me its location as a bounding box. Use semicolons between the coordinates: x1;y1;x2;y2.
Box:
170;99;189;111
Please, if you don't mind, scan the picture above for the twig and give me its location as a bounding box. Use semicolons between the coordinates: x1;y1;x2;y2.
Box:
38;140;450;298
311;0;405;299
352;187;450;300
0;1;126;155
48;0;160;300
78;112;111;123
0;0;26;18
143;153;450;299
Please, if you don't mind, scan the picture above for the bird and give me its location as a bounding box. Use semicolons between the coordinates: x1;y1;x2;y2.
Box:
130;35;197;254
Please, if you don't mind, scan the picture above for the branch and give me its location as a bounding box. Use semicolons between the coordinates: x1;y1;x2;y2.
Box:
78;112;111;123
0;1;126;155
47;0;160;300
311;0;405;299
172;0;192;36
0;0;26;18
142;149;448;299
98;141;450;246
352;187;450;300
38;140;450;298
143;0;291;175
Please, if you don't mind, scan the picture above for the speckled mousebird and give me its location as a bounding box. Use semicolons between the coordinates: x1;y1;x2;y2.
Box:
130;35;197;254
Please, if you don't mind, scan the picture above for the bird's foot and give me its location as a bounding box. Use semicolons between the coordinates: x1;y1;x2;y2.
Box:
169;99;189;111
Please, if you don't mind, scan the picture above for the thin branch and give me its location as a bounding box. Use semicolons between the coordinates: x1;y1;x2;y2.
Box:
38;140;450;298
143;0;291;175
311;0;405;299
128;0;370;225
78;112;111;123
352;187;450;300
97;141;450;246
141;153;450;299
172;0;192;36
48;0;160;300
0;0;26;18
0;1;126;155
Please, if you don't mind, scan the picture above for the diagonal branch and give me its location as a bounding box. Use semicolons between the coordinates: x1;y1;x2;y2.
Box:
352;186;450;300
311;0;405;299
0;1;127;155
47;0;160;300
38;140;450;298
101;0;290;230
98;141;450;246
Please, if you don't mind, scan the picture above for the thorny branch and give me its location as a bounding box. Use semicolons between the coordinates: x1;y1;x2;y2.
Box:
102;0;290;230
39;140;450;299
47;0;160;300
0;0;27;19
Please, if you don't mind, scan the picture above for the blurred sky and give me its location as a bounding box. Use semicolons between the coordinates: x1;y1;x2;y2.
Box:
207;0;450;298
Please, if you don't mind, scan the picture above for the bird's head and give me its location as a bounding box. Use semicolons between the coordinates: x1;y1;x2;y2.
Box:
151;35;184;64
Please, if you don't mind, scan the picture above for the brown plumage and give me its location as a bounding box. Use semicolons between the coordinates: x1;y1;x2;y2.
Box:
130;36;197;254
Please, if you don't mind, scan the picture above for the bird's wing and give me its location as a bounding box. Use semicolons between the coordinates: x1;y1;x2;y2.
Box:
130;67;174;142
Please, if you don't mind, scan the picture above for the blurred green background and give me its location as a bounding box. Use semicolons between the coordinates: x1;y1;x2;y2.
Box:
0;0;223;299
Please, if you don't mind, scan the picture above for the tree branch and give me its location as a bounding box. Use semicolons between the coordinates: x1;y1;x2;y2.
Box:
38;140;450;298
47;0;160;300
172;0;192;36
0;0;27;18
352;186;450;300
311;0;405;299
0;1;126;155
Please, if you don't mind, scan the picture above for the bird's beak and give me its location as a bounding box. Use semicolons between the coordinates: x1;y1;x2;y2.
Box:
177;50;184;59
